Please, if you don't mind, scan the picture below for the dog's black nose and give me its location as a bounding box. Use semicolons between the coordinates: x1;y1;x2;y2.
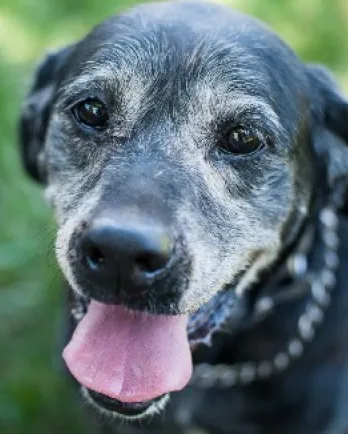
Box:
78;216;173;298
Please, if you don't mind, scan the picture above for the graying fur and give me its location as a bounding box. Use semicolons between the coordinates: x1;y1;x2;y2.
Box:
19;0;348;422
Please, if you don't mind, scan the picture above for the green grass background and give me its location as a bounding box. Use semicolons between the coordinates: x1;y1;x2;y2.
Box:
1;0;348;433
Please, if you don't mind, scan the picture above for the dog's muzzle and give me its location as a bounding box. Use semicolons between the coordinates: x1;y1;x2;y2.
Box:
64;213;240;419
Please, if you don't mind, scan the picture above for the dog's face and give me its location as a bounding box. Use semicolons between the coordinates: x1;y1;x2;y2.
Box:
20;0;348;421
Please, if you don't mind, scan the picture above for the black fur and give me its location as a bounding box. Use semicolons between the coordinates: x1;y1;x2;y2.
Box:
19;2;348;433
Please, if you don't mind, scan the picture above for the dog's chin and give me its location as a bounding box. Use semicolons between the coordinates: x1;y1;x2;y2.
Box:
82;387;170;421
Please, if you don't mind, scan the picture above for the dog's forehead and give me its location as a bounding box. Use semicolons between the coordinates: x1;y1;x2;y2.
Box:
69;2;303;82
60;2;308;132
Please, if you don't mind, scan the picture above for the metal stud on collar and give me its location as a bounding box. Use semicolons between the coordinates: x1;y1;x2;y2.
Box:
190;206;339;389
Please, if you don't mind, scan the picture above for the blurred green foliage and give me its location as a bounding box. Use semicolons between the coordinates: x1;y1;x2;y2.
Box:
1;0;348;433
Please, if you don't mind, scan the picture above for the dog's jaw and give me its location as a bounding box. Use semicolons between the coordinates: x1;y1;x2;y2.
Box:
81;386;170;422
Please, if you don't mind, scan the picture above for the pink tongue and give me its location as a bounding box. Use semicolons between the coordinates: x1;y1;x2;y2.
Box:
63;301;192;403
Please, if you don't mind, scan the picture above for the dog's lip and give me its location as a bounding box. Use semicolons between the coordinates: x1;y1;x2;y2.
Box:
86;388;165;416
187;288;238;347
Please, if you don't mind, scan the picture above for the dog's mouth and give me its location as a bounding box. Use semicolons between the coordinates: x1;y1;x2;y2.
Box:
63;288;237;418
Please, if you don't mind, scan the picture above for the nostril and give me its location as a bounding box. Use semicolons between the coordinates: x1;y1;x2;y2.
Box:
85;243;106;271
134;251;170;274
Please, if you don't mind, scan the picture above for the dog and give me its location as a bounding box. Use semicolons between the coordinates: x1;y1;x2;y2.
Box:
19;1;348;433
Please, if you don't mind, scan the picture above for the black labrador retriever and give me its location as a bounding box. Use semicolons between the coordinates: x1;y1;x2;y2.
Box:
19;2;348;433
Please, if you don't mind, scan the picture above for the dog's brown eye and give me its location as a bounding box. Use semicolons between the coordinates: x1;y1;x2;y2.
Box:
220;128;263;155
73;99;109;130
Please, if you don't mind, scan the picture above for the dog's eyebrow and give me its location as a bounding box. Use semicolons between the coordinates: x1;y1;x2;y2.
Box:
57;69;117;103
228;97;284;138
56;63;149;110
191;87;285;141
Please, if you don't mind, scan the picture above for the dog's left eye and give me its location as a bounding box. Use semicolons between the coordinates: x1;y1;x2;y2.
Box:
72;98;109;130
219;127;263;155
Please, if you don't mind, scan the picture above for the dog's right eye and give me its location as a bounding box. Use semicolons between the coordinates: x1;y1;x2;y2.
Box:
219;127;264;156
72;98;109;130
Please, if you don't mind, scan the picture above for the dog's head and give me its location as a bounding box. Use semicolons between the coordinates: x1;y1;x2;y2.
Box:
20;1;348;421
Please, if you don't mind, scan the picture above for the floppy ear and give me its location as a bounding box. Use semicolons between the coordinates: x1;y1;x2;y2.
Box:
307;64;348;203
19;46;73;183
